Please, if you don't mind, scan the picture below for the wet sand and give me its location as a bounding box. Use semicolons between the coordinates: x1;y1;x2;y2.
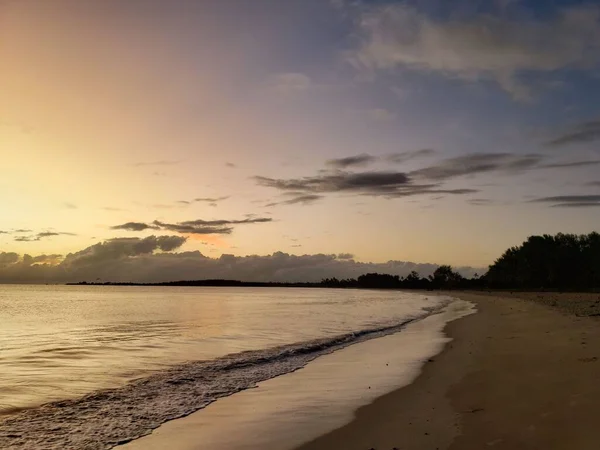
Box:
298;292;600;450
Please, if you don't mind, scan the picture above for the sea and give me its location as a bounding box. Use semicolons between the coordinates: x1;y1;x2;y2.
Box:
0;284;471;449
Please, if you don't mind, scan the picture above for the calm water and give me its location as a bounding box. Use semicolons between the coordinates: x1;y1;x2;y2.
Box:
0;285;445;416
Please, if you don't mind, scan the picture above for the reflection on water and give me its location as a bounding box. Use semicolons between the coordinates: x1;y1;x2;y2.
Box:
0;285;436;415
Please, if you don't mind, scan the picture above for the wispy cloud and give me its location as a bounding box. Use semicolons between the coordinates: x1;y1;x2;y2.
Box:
63;202;78;209
530;194;600;208
327;150;435;169
112;217;273;236
265;194;323;207
546;119;600;147
351;4;600;100
386;149;437;164
13;231;77;242
326;154;377;168
255;171;476;198
111;222;160;232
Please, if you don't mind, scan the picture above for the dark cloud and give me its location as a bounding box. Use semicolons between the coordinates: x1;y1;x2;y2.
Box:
181;218;272;226
531;195;600;203
542;160;600;169
0;241;482;283
386;149;437;164
531;194;600;208
550;202;600;208
113;217;272;236
173;197;229;206
337;253;354;260
326;154;377;168
133;160;181;167
467;198;495;206
0;252;19;265
225;162;236;168
266;195;323;207
256;151;598;202
194;196;229;203
325;150;435;169
410;153;544;180
255;170;476;198
0;230;7;234
61;235;187;269
111;222;160;232
36;231;76;238
13;231;76;242
63;202;78;209
153;221;233;235
14;229;32;233
256;171;410;194
585;181;600;186
546;119;600;147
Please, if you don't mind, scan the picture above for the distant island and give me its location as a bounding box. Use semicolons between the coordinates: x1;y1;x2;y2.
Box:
68;232;600;291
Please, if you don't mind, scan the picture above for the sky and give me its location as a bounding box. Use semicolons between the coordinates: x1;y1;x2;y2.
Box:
1;0;600;282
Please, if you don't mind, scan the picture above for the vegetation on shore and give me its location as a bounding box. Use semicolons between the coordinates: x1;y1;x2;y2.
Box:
70;232;600;291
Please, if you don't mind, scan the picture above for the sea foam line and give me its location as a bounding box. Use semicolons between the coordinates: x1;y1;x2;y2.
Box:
0;298;452;450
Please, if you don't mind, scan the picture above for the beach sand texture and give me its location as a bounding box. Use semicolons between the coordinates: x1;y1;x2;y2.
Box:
298;291;600;450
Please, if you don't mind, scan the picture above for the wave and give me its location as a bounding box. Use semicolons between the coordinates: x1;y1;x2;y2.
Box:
0;299;452;450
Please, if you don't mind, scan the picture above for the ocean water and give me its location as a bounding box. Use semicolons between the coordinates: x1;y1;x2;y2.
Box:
0;284;453;449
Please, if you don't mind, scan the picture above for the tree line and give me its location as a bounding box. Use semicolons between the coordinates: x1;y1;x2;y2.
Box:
321;232;600;290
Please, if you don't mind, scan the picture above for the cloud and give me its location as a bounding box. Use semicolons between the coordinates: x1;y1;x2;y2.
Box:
30;254;63;264
386;148;437;164
255;170;476;198
269;73;312;93
14;229;32;233
542;160;600;169
467;198;496;206
113;217;273;236
194;196;229;203
153;221;233;235
327;154;377;168
550;202;600;208
531;195;600;203
133;160;181;167
225;162;236;168
13;231;76;242
326;150;435;169
410;153;544;180
63;202;77;209
111;222;160;232
352;4;600;100
0;241;482;283
585;181;600;186
0;252;19;266
172;197;229;207
530;194;600;207
0;230;7;234
546;119;600;147
265;194;323;208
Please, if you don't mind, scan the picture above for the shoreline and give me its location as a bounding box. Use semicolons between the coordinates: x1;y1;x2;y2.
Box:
297;291;600;450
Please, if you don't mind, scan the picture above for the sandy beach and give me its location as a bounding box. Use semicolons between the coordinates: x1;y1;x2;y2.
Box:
298;291;600;450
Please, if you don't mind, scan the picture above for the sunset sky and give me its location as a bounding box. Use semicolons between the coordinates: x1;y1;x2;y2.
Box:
1;0;600;282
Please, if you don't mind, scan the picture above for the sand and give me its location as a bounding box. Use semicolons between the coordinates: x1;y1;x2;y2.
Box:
297;291;600;450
